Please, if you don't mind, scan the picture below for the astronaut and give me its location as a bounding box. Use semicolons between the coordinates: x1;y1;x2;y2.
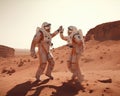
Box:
30;22;61;81
59;26;85;83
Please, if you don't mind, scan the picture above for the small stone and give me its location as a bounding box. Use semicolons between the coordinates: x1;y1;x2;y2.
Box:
98;78;112;83
89;89;93;93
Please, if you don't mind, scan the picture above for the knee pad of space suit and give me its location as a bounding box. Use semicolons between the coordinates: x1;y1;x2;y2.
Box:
48;58;55;64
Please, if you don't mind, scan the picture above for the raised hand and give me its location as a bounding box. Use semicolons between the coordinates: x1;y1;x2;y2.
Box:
58;26;64;33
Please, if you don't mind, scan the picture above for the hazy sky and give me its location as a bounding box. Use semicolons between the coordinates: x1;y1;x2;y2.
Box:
0;0;120;49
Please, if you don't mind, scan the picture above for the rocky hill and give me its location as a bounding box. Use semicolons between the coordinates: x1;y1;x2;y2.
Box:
0;45;15;57
85;20;120;41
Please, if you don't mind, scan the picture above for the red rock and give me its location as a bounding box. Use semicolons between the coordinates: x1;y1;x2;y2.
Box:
85;20;120;41
0;45;15;57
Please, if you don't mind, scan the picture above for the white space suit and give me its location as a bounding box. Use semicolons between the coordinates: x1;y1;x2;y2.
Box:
60;26;84;83
30;22;60;81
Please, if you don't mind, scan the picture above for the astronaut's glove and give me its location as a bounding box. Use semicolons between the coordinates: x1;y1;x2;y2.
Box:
57;26;64;33
30;51;37;59
66;44;73;48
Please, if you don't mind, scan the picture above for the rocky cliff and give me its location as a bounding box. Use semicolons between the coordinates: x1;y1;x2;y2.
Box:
0;45;15;57
85;20;120;41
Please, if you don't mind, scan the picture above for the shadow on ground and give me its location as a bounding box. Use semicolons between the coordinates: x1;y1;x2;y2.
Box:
6;79;85;96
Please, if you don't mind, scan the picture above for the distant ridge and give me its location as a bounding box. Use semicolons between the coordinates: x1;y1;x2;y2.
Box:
0;45;15;57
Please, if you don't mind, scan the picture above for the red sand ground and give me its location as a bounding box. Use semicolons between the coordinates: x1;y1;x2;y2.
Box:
0;40;120;96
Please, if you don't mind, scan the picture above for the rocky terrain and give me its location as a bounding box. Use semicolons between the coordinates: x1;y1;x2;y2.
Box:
0;21;120;96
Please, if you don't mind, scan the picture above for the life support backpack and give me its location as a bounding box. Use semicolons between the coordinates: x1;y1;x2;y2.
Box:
67;29;85;50
78;29;85;48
